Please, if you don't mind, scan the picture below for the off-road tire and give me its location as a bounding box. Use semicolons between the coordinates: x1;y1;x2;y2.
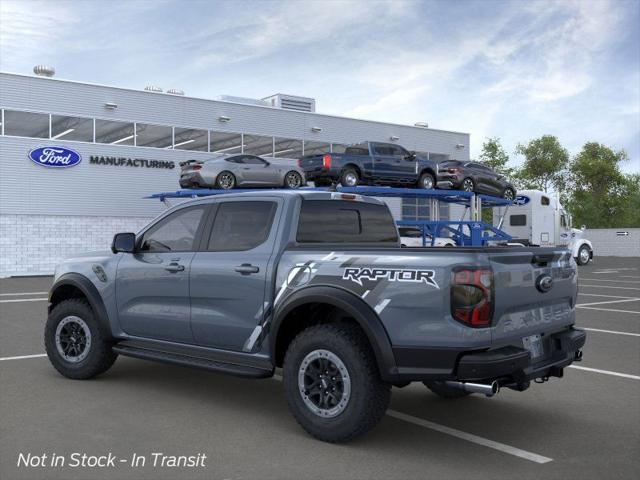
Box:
283;323;391;443
423;381;472;399
45;299;117;379
339;168;359;187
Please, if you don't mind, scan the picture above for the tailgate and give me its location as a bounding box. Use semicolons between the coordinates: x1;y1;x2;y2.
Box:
489;248;577;351
298;155;325;171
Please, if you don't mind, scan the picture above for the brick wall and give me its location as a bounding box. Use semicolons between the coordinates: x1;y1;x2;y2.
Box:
0;214;154;277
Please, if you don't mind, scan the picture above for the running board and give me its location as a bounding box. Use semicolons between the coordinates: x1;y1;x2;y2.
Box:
112;344;273;379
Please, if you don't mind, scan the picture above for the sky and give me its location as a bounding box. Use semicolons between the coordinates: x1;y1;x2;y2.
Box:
1;0;639;173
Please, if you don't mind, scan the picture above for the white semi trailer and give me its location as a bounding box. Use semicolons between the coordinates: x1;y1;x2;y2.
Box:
493;190;594;265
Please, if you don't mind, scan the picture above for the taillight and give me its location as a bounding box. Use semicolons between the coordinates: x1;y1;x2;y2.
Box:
448;167;460;173
297;159;302;167
450;267;494;328
322;154;331;169
192;165;202;171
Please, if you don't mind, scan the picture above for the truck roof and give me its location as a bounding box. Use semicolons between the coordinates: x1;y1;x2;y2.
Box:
168;189;387;208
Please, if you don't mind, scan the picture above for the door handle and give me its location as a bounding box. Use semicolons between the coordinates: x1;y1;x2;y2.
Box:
234;264;260;275
165;263;185;273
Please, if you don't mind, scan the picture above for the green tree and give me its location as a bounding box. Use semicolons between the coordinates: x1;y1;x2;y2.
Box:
515;135;569;193
566;142;633;228
479;137;513;176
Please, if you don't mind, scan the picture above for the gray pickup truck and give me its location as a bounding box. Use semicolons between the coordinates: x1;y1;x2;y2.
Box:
45;190;585;442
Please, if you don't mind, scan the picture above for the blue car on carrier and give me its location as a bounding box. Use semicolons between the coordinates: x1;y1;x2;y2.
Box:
299;141;442;189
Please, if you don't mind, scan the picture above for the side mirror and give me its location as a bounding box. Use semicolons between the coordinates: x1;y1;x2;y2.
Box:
111;232;136;253
405;151;416;160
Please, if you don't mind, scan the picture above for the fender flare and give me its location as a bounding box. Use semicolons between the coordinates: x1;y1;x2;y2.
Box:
49;273;112;338
269;285;398;381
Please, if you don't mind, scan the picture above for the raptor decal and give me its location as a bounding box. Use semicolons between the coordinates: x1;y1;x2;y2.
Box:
342;267;439;289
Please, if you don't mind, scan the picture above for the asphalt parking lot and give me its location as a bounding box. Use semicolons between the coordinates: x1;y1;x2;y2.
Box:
1;257;638;480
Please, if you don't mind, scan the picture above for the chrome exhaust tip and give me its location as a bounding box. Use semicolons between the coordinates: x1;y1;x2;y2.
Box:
444;380;500;397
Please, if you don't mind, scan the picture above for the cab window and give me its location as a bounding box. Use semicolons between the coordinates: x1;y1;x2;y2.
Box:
510;215;527;226
541;196;550;206
207;201;277;251
139;206;206;252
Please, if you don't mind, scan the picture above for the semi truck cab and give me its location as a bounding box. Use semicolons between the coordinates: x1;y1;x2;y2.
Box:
494;189;594;265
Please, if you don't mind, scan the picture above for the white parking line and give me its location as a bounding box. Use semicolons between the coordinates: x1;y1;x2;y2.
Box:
581;327;640;337
579;284;640;291
0;298;48;303
576;298;640;307
577;306;640;314
0;354;47;361
619;275;640;279
0;292;48;296
271;374;551;463
579;278;640;284
386;410;553;464
568;365;640;380
578;293;637;299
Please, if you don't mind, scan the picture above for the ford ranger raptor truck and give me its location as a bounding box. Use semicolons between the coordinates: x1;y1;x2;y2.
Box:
45;190;586;442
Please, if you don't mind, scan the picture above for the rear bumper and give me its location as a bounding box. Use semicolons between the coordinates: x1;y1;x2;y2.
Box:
391;327;586;384
179;172;209;188
303;167;339;182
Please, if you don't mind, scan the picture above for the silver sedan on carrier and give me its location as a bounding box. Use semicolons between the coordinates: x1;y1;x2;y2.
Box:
179;154;306;189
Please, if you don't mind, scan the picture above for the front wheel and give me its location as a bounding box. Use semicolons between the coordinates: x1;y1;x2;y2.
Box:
45;299;117;379
576;245;591;266
283;324;391;443
418;172;435;190
284;171;304;189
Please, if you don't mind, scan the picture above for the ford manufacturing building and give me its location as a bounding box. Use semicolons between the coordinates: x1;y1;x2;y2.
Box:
0;70;470;277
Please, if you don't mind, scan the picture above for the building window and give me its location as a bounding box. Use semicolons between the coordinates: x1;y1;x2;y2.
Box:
51;115;94;142
3;110;49;138
303;140;331;156
244;134;274;156
273;137;303;159
95;119;135;145
210;131;243;154
135;123;173;149
173;127;208;151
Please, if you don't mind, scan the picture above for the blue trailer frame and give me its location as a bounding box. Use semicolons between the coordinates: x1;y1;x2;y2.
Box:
147;186;513;247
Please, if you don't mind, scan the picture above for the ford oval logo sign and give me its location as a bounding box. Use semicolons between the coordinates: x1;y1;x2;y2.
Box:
28;146;82;168
514;195;530;206
536;274;554;293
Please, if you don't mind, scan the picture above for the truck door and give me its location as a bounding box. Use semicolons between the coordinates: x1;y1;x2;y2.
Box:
189;198;281;351
532;195;554;246
558;210;571;246
115;205;209;343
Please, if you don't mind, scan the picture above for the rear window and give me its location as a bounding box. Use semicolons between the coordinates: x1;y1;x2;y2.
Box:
510;214;527;226
297;200;398;243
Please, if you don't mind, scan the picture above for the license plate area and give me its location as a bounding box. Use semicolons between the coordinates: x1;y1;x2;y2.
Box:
523;334;544;360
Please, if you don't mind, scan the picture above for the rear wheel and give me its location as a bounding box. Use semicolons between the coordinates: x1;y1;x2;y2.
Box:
576;244;591;265
418;172;435;190
45;299;117;379
503;187;515;200
423;381;472;399
283;324;391;442
284;171;303;189
339;168;359;187
215;171;236;189
461;177;475;192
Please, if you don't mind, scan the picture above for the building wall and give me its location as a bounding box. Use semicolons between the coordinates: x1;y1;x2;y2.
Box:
586;228;640;258
0;214;153;276
0;72;472;276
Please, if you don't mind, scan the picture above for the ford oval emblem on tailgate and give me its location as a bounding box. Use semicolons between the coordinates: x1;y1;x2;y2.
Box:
536;274;554;293
28;146;82;168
